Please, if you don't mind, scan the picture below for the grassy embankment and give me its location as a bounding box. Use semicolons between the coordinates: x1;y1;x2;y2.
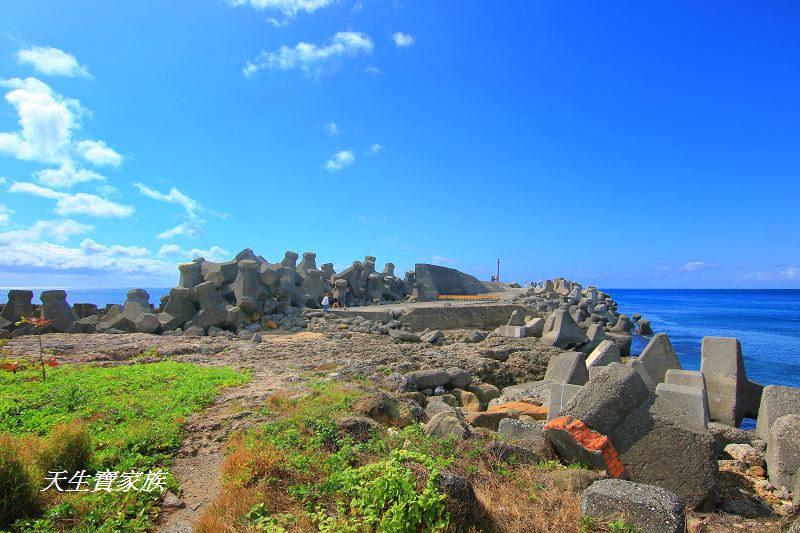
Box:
0;355;249;532
197;380;638;533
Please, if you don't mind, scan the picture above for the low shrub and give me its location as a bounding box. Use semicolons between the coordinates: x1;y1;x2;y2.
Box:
37;421;93;475
0;434;40;528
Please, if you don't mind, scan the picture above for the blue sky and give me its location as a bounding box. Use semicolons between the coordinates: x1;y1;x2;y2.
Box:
0;0;799;289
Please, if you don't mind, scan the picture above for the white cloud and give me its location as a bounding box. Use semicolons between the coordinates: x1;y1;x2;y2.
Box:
679;261;716;272
76;139;123;167
158;243;229;262
325;149;355;171
55;193;134;218
16;46;90;78
392;32;415;47
0;177;7;184
244;31;373;78
80;238;148;257
134;182;200;217
157;223;202;240
229;0;335;17
0;204;14;226
324;121;340;135
8;181;64;199
364;66;382;75
9;181;134;218
432;254;454;265
0;218;93;244
0;77;79;164
35;162;106;188
365;143;383;155
739;267;800;282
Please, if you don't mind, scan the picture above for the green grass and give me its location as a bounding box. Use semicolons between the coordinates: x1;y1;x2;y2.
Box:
0;361;250;531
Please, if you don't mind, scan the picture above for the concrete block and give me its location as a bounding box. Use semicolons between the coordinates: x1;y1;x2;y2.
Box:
586;340;621;368
497;418;546;442
609;404;718;508
651;383;709;429
500;380;553;403
560;362;650;437
665;369;705;390
755;384;800;440
544;351;589;385
765;414;800;488
547;382;583;421
495;325;527;338
701;336;763;427
604;331;633;357
524;317;544;337
541;309;590;349
632;333;682;390
581;479;686;533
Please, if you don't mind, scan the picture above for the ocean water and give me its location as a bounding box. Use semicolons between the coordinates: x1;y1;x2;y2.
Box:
0;288;172;309
609;289;800;429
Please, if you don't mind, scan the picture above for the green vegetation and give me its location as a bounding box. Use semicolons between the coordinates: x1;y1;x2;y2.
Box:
0;360;249;531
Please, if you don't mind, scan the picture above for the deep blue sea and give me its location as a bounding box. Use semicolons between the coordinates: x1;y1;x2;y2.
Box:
608;289;800;392
3;286;799;398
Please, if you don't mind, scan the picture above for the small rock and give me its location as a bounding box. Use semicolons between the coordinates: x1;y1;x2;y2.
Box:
424;411;470;439
162;490;185;509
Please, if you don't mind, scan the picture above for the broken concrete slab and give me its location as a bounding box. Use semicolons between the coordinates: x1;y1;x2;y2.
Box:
541;309;589;349
545;416;626;476
701;336;763;427
755;384;800;440
544;351;589;386
581;479;686;533
765;413;800;488
632;333;682;390
651;383;709;429
494;325;527;338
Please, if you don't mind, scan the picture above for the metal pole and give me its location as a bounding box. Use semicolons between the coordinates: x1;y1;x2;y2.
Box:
497;257;500;282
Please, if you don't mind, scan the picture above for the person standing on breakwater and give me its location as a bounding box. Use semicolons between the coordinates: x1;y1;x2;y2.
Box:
344;287;352;310
322;293;330;313
332;287;341;309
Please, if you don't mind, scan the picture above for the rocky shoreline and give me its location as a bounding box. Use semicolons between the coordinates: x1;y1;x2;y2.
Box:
2;250;800;532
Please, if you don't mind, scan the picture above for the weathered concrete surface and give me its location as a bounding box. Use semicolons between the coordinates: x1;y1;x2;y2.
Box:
651;383;709;429
585;340;621;368
546;382;583;421
541;310;589;349
632;333;681;390
609;404;718;509
560;363;650;437
755;384;800;440
401;304;529;332
701;336;763;427
543;351;588;386
765;413;800;488
581;479;686;533
413;263;492;301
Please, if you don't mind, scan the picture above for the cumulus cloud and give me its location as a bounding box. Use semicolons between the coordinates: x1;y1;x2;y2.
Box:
80;238;148;257
158;243;229;262
392;32;415;47
243;31;373;78
0;77;80;164
76;140;123;167
9;181;134;218
0;218;93;244
324;121;340;135
16;46;90;78
229;0;335;17
325;149;355;171
156;223;203;240
34;162;106;188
